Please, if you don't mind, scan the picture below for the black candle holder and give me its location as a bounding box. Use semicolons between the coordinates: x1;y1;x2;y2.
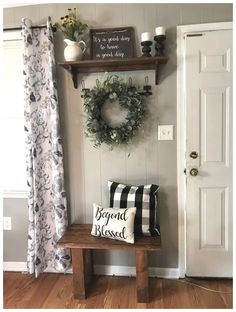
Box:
141;40;152;57
154;35;166;56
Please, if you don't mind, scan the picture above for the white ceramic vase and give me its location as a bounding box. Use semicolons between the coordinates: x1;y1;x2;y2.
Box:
64;39;87;61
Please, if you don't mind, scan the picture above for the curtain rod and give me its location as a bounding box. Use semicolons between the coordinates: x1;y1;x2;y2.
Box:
4;25;47;31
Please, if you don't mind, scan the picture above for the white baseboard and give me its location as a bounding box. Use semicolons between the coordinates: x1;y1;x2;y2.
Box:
149;267;180;279
3;262;180;279
3;262;27;272
94;265;179;278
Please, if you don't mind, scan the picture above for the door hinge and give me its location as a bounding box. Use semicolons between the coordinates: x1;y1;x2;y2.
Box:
186;33;204;37
184;168;186;175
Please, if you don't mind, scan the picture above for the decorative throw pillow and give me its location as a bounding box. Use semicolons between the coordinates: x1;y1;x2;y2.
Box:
91;203;136;244
108;181;160;236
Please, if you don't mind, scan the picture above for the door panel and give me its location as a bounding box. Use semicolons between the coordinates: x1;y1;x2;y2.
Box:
185;29;232;277
200;87;230;166
199;48;231;73
200;187;228;249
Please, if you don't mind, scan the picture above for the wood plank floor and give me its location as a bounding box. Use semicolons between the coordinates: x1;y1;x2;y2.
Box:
3;272;233;309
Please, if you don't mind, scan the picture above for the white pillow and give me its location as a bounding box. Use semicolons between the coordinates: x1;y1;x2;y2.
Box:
91;203;136;244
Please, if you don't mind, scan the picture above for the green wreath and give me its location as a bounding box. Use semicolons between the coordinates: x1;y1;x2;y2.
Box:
82;76;146;148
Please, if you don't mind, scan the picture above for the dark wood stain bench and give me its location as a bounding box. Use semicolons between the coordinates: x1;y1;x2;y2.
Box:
57;224;161;303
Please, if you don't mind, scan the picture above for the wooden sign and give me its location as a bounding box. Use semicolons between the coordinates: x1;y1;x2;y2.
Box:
90;27;135;60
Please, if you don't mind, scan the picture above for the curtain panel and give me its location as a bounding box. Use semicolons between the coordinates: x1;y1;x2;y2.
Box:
22;17;71;277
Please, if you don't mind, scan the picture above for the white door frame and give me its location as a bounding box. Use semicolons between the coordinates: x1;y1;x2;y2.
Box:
177;22;233;278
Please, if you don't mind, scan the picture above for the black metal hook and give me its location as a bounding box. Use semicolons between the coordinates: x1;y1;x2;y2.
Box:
81;80;90;98
143;76;152;96
138;76;152;96
96;79;100;87
127;77;136;92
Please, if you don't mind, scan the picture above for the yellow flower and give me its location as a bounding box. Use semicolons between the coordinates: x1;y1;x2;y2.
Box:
54;8;87;41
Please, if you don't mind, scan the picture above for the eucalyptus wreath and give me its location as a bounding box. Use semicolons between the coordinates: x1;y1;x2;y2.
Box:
82;76;146;148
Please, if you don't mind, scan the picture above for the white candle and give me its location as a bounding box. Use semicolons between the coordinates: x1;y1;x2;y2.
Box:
155;26;166;36
141;32;152;42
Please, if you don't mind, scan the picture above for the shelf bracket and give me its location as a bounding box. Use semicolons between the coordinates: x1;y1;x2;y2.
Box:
69;65;78;89
155;61;159;85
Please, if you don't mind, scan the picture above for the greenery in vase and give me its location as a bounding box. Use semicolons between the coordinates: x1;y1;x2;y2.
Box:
53;8;88;41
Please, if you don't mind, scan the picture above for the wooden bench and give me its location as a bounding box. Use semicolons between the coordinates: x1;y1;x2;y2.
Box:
57;224;161;303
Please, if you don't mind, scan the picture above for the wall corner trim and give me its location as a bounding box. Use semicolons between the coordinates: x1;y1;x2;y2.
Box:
3;262;180;279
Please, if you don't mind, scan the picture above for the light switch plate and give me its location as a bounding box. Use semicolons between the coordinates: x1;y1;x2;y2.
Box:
158;125;174;140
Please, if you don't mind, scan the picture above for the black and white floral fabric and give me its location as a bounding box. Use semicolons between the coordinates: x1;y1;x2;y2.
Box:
22;17;71;277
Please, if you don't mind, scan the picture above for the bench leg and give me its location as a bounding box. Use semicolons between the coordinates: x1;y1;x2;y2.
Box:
71;248;93;299
135;250;149;303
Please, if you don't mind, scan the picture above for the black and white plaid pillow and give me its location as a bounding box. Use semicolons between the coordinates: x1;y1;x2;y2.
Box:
108;181;160;236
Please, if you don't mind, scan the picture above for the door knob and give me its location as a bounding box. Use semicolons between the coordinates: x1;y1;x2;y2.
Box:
190;151;198;159
190;168;198;176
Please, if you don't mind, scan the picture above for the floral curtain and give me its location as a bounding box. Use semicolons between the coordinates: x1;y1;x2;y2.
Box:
22;17;71;277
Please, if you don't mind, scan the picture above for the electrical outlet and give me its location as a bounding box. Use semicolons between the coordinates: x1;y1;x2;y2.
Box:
3;217;12;230
158;125;174;140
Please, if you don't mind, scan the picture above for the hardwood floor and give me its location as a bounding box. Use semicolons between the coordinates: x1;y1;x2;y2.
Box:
3;272;233;309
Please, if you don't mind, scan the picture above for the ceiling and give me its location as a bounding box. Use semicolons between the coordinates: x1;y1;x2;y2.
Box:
3;1;51;8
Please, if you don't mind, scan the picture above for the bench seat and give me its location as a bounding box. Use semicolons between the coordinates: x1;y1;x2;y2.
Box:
57;224;161;303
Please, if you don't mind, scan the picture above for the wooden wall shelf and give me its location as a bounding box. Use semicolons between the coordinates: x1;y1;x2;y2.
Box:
58;56;168;89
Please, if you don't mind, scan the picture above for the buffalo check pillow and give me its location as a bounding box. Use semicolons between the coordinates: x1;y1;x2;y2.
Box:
91;203;137;244
108;181;160;236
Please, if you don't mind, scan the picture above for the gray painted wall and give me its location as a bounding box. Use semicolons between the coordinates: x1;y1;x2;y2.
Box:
3;3;232;268
3;198;28;262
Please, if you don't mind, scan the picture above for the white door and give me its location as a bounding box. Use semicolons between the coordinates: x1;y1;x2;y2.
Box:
185;27;232;277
